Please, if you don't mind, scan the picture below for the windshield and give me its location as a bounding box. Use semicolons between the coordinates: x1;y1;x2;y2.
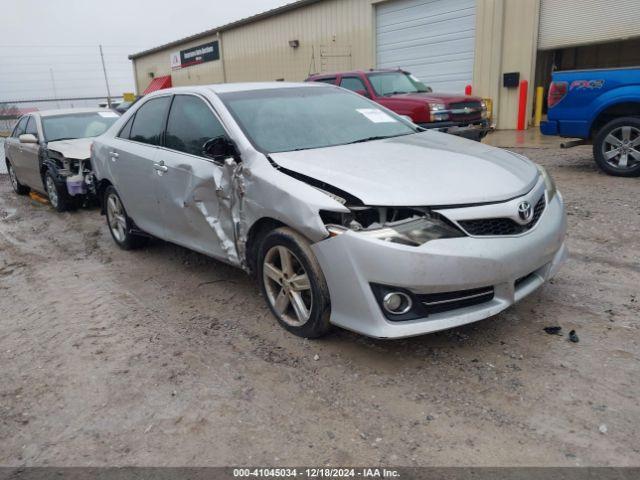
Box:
219;86;417;153
367;72;431;96
42;112;119;142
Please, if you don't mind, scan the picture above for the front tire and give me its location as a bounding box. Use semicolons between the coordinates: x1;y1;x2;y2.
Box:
104;185;148;250
44;170;75;212
593;117;640;177
6;161;29;195
258;227;331;338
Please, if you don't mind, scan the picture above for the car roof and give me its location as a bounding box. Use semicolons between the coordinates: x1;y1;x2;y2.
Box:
34;108;115;118
145;82;328;97
308;68;404;78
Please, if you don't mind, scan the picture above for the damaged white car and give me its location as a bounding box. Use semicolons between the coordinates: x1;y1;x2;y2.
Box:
4;108;120;211
91;83;567;339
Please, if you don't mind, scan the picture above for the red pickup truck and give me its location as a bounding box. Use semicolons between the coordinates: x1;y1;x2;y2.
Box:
306;69;491;141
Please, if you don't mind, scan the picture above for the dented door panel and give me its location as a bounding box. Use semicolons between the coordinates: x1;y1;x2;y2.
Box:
154;148;242;265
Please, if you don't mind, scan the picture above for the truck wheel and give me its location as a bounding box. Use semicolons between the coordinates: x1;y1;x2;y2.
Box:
6;161;29;195
593;117;640;177
258;227;332;338
104;186;148;250
44;170;76;212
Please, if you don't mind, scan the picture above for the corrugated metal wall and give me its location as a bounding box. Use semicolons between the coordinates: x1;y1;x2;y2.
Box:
538;0;640;50
223;0;373;82
132;0;544;129
132;0;375;93
133;34;225;93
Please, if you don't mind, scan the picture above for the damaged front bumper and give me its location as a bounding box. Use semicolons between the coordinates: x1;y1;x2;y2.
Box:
311;194;567;339
417;119;493;141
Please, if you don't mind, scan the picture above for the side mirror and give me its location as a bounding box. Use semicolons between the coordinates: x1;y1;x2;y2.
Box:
355;89;370;98
202;136;239;162
19;133;38;144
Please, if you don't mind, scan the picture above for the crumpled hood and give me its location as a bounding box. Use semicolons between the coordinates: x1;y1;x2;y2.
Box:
270;131;539;206
47;138;93;160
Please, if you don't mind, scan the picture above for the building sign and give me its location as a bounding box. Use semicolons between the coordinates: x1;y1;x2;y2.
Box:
170;41;220;70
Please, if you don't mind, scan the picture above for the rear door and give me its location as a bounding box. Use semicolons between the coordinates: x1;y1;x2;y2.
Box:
5;117;29;181
107;96;172;238
154;94;239;262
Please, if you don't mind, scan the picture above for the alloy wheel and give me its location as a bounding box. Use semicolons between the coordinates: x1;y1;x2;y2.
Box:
106;193;127;243
262;245;313;326
45;175;59;209
602;126;640;169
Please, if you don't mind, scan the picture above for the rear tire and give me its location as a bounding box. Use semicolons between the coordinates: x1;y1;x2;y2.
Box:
593;117;640;177
6;161;29;195
258;227;331;338
104;185;148;250
44;170;76;212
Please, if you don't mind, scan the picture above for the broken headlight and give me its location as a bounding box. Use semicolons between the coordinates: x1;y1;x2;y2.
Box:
537;165;557;200
358;217;464;246
323;207;464;246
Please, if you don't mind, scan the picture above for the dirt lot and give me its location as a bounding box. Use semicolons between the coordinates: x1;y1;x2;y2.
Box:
0;142;639;467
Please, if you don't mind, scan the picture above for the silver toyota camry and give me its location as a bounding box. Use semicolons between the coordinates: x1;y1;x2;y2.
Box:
91;83;567;339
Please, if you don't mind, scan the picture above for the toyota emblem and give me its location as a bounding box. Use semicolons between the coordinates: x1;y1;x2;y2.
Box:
518;201;533;222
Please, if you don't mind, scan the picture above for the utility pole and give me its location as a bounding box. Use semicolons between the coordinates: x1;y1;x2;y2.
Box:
49;68;60;108
99;44;112;108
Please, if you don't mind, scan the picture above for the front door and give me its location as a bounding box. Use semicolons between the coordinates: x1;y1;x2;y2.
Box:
20;116;43;190
155;94;240;264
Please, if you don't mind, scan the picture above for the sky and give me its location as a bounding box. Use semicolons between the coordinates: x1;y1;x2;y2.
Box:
0;0;289;103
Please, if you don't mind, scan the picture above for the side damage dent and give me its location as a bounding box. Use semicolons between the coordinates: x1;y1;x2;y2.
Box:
184;157;247;268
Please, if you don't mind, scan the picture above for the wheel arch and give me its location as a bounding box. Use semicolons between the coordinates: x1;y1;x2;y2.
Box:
96;178;113;214
244;217;286;275
589;101;640;138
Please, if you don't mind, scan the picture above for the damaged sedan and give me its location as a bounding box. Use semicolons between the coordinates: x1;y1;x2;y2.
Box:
4;108;120;211
91;83;567;339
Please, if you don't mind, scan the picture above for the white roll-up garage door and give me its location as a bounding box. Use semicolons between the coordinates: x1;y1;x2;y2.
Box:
375;0;476;93
539;0;640;50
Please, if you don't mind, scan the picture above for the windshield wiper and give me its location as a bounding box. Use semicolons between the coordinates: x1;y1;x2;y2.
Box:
383;91;413;96
48;137;78;142
343;135;397;145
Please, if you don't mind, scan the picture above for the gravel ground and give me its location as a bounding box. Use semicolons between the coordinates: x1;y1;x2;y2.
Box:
0;143;638;467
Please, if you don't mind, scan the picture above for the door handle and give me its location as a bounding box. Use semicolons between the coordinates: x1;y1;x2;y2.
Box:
109;151;119;161
153;160;168;173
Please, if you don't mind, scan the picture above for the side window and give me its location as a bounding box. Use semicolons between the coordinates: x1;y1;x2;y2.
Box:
129;97;171;146
339;76;367;92
25;117;38;138
12;117;28;137
315;77;337;85
118;115;135;139
165;95;227;157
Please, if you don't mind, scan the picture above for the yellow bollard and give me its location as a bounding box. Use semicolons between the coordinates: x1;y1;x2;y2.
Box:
534;86;544;127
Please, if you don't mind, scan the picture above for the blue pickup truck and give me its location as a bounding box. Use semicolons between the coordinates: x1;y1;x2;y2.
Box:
541;67;640;176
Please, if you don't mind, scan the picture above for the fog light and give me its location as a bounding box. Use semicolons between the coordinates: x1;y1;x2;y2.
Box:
382;292;413;315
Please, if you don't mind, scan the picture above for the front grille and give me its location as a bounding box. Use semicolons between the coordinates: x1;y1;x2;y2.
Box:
458;195;546;236
416;286;495;315
449;101;482;122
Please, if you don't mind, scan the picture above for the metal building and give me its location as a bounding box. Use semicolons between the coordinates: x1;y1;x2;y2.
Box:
129;0;640;129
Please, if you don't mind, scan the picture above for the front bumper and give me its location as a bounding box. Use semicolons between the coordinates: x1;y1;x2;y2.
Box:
312;194;567;339
540;120;558;136
417;119;492;141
